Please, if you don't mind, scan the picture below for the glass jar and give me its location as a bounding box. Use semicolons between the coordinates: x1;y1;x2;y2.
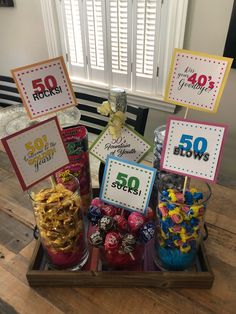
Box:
154;175;211;271
150;125;184;210
29;176;89;270
55;125;92;213
99;243;145;270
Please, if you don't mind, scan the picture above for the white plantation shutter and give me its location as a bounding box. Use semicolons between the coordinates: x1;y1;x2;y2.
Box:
106;0;132;89
53;0;188;101
84;0;107;83
62;0;87;79
132;0;160;94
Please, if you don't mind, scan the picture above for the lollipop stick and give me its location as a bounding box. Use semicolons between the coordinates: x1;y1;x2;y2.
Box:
184;107;189;119
50;175;56;187
121;208;124;216
182;176;188;196
129;252;135;261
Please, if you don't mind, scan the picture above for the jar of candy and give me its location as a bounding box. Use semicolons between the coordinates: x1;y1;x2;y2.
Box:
55;125;92;213
88;198;155;269
154;175;211;271
150;125;184;210
29;176;89;270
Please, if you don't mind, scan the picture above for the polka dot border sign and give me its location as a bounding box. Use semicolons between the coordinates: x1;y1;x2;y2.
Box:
160;117;228;183
11;56;77;119
100;156;156;213
164;48;232;113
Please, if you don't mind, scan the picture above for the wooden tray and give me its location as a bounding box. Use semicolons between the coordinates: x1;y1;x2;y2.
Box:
26;239;214;288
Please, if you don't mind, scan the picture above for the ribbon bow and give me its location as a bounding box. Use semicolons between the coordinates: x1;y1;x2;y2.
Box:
97;101;126;139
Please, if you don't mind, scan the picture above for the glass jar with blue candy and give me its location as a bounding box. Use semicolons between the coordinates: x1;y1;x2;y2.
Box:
154;175;211;271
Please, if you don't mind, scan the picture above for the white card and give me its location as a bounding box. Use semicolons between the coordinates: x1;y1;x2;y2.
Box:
1;117;70;190
89;125;151;163
100;156;156;213
164;49;232;113
11;57;77;119
160;118;228;182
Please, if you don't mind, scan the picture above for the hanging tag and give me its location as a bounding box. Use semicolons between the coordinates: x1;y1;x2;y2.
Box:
90;124;152;163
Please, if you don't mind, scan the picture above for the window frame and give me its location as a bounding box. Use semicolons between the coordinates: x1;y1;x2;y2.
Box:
40;0;188;113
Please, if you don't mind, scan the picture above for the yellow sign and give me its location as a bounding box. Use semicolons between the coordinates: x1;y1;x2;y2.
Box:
164;49;233;113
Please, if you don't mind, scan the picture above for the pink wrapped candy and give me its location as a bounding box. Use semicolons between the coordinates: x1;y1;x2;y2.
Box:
101;205;117;217
128;212;145;232
91;197;104;208
113;215;128;232
104;232;120;251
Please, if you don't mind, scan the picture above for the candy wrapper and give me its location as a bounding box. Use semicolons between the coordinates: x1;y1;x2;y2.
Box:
88;197;155;269
155;182;211;271
31;182;88;270
54;125;92;212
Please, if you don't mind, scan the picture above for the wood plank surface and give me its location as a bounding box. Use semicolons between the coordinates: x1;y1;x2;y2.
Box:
0;151;236;313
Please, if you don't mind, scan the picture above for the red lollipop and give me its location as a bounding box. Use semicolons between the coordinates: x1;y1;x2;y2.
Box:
128;212;145;232
101;205;117;217
113;215;128;232
104;232;121;251
91;197;104;208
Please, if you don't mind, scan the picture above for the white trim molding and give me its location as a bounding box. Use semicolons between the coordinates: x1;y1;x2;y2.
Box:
40;0;62;58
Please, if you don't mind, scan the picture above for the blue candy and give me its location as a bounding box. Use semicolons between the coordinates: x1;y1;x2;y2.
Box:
156;246;196;270
190;217;199;227
166;203;176;210
184;191;194;205
140;222;155;243
193;192;203;202
87;205;102;225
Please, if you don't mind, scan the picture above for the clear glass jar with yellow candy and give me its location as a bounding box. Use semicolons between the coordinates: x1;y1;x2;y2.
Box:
29;176;89;270
154;175;211;271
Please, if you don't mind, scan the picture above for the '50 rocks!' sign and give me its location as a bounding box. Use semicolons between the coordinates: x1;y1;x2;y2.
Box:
11;57;77;119
160;117;228;182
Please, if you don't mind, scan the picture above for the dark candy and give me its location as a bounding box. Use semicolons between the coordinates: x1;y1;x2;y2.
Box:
98;216;115;232
140;222;155;243
87;205;102;225
89;231;104;247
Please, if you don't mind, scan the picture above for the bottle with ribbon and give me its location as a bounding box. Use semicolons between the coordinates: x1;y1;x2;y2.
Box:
98;88;127;186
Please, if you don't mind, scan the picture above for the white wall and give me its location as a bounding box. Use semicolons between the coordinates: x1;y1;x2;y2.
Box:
0;0;48;75
0;0;235;184
145;0;236;185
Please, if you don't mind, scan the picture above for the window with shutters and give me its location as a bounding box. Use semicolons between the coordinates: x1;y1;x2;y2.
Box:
41;0;188;109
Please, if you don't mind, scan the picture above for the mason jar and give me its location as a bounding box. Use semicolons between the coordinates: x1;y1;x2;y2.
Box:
29;176;89;270
154;175;211;271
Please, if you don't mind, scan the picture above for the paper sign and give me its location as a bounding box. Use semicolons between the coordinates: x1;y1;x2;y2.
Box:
100;156;156;213
1;117;70;190
11;56;77;119
89;125;152;163
160;117;228;182
164;49;233;113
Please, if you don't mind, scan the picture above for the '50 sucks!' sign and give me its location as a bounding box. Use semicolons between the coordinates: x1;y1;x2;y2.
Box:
100;156;156;213
160;117;228;182
11;57;77;119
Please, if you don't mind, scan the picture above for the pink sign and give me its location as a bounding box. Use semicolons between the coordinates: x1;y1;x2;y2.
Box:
160;117;228;182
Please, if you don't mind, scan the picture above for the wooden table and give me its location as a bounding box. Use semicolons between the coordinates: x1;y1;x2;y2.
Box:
0;150;236;314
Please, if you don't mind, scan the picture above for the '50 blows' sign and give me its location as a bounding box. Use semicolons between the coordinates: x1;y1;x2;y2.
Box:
160;118;228;182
